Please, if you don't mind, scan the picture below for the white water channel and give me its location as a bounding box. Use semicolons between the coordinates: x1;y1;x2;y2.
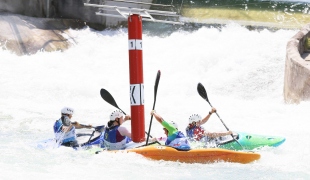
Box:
0;22;309;179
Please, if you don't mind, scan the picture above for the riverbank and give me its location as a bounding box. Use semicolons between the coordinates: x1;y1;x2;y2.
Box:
181;7;310;29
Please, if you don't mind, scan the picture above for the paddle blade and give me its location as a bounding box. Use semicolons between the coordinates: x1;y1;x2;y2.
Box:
154;70;161;101
197;83;209;102
100;88;120;109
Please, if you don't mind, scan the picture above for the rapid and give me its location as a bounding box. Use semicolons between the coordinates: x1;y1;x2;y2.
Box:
0;21;309;179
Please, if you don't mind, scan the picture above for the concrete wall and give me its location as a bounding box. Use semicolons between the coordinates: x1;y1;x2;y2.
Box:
0;0;45;17
0;0;152;30
284;23;310;103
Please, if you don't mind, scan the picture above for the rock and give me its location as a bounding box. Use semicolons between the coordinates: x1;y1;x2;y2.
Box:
0;12;85;55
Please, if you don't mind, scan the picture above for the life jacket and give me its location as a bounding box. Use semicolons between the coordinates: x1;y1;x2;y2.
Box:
53;118;76;144
186;125;205;141
103;125;131;150
166;131;191;151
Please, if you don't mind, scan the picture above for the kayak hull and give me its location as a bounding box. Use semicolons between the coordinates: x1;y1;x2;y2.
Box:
218;132;286;150
40;130;263;164
113;145;260;164
37;129;104;149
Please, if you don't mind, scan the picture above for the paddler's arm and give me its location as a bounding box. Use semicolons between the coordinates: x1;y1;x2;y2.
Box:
118;115;132;138
198;107;216;126
72;122;92;129
150;110;176;136
118;126;131;138
205;130;232;138
150;110;164;123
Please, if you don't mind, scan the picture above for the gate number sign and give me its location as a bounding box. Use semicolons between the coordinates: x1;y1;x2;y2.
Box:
130;84;144;106
128;39;142;50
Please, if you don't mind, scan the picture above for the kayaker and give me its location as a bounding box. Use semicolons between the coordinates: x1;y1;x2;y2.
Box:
53;107;92;147
103;110;132;150
151;110;191;151
185;107;232;141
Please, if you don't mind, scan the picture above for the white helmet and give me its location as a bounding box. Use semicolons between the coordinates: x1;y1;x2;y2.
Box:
189;114;201;124
110;110;124;121
169;121;178;129
61;107;74;115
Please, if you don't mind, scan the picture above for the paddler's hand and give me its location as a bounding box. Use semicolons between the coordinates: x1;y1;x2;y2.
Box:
149;137;162;145
84;124;92;129
150;137;157;142
72;122;92;129
150;110;156;115
124;115;131;121
210;107;216;114
150;137;166;142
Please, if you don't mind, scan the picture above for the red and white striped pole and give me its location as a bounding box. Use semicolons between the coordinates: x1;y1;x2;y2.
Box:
128;14;145;143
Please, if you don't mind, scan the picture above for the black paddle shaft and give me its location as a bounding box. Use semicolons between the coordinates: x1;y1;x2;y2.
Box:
146;70;161;145
197;83;229;130
197;82;243;149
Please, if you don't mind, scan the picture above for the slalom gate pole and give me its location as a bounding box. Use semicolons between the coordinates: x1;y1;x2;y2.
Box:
128;14;145;142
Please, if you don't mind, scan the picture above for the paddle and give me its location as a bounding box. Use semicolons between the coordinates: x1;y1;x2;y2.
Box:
145;70;161;145
78;124;105;146
100;89;126;115
100;88;152;138
197;82;243;149
79;124;105;132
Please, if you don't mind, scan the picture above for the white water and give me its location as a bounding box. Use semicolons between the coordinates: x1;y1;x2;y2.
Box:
0;23;309;179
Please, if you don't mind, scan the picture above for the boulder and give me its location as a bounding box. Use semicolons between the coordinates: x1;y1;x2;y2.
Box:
0;12;85;55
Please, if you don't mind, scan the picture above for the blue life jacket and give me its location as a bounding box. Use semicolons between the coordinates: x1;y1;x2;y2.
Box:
103;125;131;150
166;131;191;151
53;118;76;144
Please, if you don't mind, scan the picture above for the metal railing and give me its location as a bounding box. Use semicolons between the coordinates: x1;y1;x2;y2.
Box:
84;1;183;25
104;0;174;7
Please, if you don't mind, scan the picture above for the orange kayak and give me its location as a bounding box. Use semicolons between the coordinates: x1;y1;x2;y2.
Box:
111;145;260;164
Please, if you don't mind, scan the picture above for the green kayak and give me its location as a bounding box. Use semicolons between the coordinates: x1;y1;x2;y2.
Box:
217;132;285;150
190;132;285;151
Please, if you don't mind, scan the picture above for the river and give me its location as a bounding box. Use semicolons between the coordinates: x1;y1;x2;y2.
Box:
0;11;309;180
